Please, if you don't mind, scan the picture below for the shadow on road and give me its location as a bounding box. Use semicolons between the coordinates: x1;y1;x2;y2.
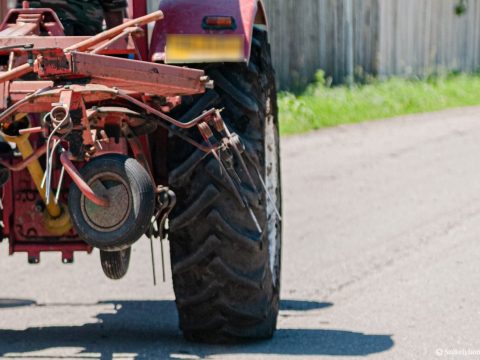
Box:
0;299;394;359
0;298;36;308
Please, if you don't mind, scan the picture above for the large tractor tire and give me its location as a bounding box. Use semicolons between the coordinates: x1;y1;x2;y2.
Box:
167;27;282;342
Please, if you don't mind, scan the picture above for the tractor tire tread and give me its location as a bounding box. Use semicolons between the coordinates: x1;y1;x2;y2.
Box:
167;27;280;342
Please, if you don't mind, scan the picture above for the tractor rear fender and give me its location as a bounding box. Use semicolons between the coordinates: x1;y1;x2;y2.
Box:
149;0;267;64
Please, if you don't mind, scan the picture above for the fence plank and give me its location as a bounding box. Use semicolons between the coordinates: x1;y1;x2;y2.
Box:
264;0;480;89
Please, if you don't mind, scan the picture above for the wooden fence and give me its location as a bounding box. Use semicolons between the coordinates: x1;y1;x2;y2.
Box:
264;0;480;90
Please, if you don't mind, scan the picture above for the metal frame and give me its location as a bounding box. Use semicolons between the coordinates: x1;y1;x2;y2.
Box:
0;8;222;262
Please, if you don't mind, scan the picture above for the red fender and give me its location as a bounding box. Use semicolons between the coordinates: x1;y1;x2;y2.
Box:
149;0;267;64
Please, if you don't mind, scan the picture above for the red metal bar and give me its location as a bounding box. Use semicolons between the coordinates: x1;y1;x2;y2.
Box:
69;52;206;97
0;84;119;121
1;22;38;36
0;144;47;172
122;124;154;180
11;242;93;255
130;0;149;60
0;63;32;84
10;80;54;93
19;126;43;135
0;8;65;35
59;152;109;207
64;10;163;52
0;12;164;87
117;91;217;129
90;27;139;55
0;36;135;55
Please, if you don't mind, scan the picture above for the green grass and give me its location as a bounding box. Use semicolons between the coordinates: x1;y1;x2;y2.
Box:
279;71;480;135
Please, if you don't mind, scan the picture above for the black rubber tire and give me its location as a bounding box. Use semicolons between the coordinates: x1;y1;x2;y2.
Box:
68;154;155;251
167;27;282;343
100;247;131;280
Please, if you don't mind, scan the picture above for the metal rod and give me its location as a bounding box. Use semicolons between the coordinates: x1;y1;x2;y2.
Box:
0;87;53;124
59;152;109;207
160;237;166;283
90;27;140;55
117;91;217;129
45;139;60;204
149;233;157;286
64;11;164;52
18;126;43;135
0;143;47;172
2;133;61;217
55;165;65;204
0;63;33;85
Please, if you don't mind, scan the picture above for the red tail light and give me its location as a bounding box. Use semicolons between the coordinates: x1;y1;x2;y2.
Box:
202;16;237;30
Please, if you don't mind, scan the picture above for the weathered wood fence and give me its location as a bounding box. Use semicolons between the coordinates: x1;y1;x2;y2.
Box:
264;0;480;90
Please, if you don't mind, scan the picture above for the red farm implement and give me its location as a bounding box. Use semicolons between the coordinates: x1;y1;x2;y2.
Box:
0;0;282;342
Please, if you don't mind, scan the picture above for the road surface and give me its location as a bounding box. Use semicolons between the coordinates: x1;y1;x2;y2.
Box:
1;107;480;359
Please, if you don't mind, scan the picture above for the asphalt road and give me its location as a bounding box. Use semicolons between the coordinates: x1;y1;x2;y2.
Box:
1;107;480;359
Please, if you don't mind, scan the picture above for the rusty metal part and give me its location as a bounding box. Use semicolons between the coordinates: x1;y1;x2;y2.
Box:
116;91;217;129
49;105;72;134
0;36;135;55
121;123;154;180
0;43;33;52
211;109;226;132
0;87;224;187
0;7;65;36
0;81;206;122
35;49;70;77
0;63;32;84
90;26;142;55
0;11;165;88
67;52;207;97
0;5;172;261
153;118;212;153
64;11;164;52
0;85;59;120
0;84;220;154
59;152;109;207
198;122;214;142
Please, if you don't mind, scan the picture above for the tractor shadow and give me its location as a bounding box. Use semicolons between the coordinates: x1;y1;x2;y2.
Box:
0;299;394;359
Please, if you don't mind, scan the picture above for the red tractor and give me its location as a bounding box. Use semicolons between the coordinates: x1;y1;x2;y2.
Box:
0;0;281;342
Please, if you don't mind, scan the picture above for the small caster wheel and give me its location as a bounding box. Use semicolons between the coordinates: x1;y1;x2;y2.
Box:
100;247;131;280
68;154;155;251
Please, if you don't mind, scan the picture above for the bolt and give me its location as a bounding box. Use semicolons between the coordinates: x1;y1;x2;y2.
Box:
34;201;45;213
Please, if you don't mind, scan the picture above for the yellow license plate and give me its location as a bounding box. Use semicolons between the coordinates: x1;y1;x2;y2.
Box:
166;34;244;63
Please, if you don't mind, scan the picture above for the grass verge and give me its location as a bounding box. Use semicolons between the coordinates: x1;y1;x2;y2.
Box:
279;71;480;135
